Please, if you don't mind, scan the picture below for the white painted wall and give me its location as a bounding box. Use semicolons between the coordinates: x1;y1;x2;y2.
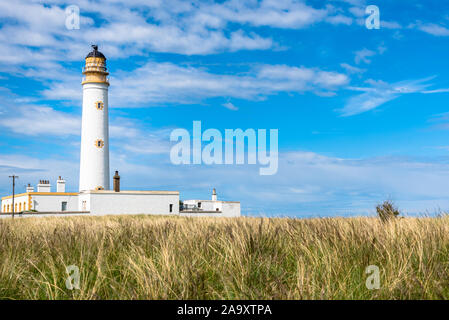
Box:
221;202;241;217
1;195;28;212
32;194;78;212
2;192;239;217
1;194;79;213
79;82;110;192
80;191;180;215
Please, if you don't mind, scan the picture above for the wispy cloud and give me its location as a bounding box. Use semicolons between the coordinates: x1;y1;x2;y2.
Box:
415;23;449;36
354;44;386;64
43;62;349;106
339;77;446;116
222;102;238;111
340;63;365;74
0;0;362;70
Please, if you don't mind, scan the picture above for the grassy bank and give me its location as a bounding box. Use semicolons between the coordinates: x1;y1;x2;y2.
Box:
0;215;448;299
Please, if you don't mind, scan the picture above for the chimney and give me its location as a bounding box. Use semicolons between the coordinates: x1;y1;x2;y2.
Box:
212;188;217;201
57;176;66;193
37;179;51;192
113;171;120;192
26;183;34;193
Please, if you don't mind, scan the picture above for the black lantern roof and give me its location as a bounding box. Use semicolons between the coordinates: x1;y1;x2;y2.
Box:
86;45;106;59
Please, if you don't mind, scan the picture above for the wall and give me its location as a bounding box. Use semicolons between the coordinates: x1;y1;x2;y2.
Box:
32;194;78;212
1;194;29;213
82;191;180;215
221;202;241;217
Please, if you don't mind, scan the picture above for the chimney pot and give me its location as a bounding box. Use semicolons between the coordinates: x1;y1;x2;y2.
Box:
113;171;120;192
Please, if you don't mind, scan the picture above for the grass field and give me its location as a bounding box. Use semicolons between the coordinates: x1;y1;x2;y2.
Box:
0;214;449;299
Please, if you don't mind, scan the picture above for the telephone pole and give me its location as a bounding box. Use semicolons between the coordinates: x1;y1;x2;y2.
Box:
9;175;18;219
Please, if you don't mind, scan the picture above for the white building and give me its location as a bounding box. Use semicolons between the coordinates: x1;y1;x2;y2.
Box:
182;189;240;217
1;45;240;218
1;179;79;213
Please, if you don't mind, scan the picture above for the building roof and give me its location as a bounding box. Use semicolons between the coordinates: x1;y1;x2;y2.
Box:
1;192;78;200
86;45;106;59
183;199;240;204
80;190;180;195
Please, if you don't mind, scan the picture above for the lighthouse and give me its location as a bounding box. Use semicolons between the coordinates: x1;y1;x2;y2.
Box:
1;44;240;217
79;45;110;192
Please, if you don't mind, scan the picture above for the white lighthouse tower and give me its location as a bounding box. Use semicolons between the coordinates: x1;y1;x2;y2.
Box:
79;45;110;192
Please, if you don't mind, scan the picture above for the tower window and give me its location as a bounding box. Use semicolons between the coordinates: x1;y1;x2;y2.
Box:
94;139;104;148
61;202;67;211
169;204;173;213
95;101;104;110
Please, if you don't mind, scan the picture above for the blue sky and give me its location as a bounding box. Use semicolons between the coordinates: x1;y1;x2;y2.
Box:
1;0;449;217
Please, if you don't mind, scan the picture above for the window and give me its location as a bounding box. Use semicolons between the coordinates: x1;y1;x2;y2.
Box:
61;202;67;211
198;202;201;208
216;208;219;212
95;186;104;191
95;101;104;110
94;139;104;148
19;203;22;212
169;204;173;213
82;201;87;211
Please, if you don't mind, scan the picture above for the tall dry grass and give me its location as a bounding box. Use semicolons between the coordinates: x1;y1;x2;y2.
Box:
0;215;449;299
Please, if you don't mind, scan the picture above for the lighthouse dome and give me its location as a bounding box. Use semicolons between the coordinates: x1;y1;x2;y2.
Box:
86;45;106;60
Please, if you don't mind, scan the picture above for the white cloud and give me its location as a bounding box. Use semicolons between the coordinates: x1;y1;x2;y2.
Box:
381;20;402;29
353;44;386;65
206;0;329;29
416;23;449;36
0;105;80;136
354;48;376;64
340;63;365;74
42;62;349;106
222;102;238;111
0;0;402;72
339;77;444;116
326;14;353;25
0;0;354;68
